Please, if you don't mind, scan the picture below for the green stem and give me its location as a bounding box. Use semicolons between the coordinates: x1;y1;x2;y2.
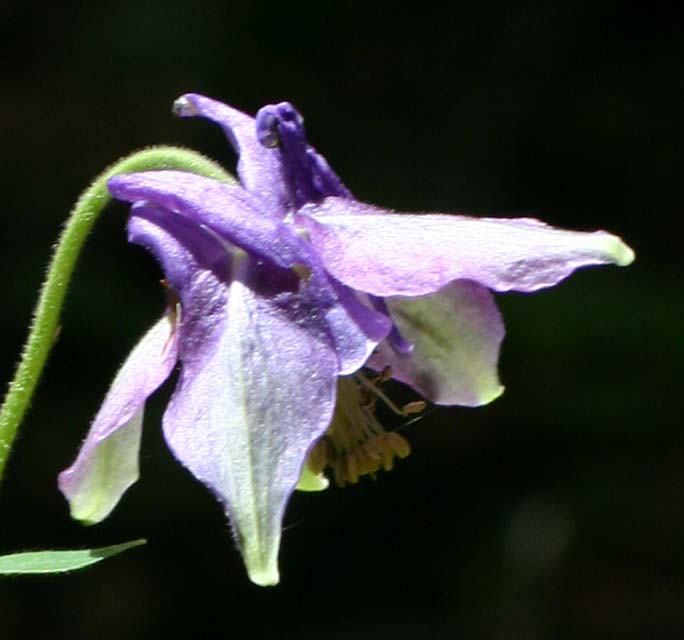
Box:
0;146;234;484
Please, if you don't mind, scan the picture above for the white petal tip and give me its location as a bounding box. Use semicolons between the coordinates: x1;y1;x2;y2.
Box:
172;96;195;117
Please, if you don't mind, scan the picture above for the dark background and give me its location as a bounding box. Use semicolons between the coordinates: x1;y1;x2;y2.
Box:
0;1;681;638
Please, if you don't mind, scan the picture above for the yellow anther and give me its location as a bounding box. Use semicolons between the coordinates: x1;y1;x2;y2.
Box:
346;452;360;484
385;432;411;458
356;447;380;475
333;459;347;488
401;401;427;416
310;374;422;487
363;436;385;460
380;443;395;472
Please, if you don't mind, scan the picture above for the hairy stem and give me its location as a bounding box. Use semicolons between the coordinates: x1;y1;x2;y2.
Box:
0;146;234;484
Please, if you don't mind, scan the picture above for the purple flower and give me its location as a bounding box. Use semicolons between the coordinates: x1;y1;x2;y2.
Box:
59;94;634;586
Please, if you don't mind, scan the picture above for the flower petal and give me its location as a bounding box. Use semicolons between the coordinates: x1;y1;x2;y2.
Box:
298;198;635;296
368;280;504;406
163;262;338;586
128;201;387;378
128;202;233;308
131;203;339;584
109;171;303;269
173;93;289;216
325;281;391;375
296;465;329;492
58;315;178;524
255;101;353;208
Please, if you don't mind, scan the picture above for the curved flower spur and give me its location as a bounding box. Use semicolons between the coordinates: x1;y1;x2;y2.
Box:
58;94;634;586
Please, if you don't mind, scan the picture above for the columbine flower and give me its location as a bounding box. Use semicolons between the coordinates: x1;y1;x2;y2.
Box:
58;94;634;586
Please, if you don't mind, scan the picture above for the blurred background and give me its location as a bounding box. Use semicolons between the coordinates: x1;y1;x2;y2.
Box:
0;1;681;638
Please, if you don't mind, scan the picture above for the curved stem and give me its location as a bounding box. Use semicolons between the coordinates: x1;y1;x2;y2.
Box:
0;146;234;484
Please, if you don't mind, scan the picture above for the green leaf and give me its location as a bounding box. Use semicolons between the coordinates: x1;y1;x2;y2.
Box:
0;539;146;575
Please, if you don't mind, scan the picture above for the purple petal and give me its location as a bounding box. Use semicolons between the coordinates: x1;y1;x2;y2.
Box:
368;281;504;406
58;315;178;523
122;182;390;374
173;93;289;216
109;171;303;269
298;198;635;297
163;259;338;586
325;281;391;375
128;202;233;308
368;296;414;354
255;102;353;208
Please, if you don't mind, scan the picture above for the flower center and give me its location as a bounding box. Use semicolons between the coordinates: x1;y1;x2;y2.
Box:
305;371;425;487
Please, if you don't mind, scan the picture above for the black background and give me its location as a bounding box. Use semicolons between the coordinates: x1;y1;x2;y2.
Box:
1;2;681;638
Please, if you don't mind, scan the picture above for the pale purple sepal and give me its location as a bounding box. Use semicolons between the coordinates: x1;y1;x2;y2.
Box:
58;314;179;524
163;271;337;585
368;280;505;406
109;171;302;269
128;205;340;585
173;93;290;217
297;198;635;297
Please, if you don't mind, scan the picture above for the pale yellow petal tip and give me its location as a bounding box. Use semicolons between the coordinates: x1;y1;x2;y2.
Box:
246;563;280;587
476;383;505;407
463;382;504;408
241;538;281;586
614;238;636;267
68;497;113;527
296;465;330;492
599;232;635;267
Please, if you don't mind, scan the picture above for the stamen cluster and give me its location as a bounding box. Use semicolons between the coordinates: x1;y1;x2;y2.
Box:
306;372;423;487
